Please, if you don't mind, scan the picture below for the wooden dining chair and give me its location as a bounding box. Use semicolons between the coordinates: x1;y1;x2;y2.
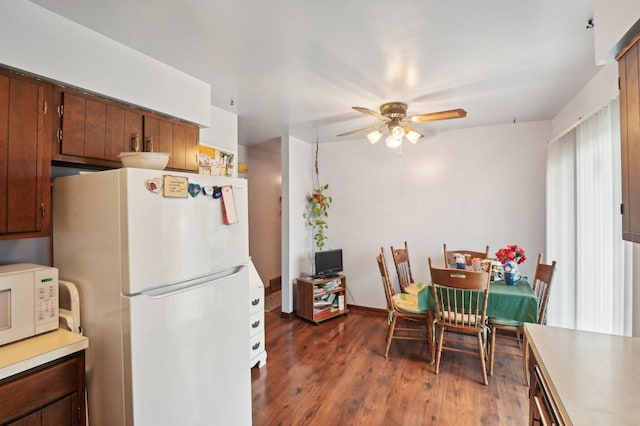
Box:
377;248;431;360
488;253;557;382
390;241;428;295
428;257;491;385
443;244;490;268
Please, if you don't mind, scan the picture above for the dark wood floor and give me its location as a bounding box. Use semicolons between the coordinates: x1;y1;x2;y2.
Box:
251;310;529;425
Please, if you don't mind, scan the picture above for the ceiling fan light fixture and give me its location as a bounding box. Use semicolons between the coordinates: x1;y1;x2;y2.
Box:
405;128;423;144
367;130;383;144
391;124;405;138
385;135;402;148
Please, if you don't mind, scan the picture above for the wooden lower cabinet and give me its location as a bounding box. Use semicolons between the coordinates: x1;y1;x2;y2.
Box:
527;344;563;425
0;351;86;426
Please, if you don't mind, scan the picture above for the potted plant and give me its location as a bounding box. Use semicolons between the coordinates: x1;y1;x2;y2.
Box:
303;183;332;251
495;244;526;285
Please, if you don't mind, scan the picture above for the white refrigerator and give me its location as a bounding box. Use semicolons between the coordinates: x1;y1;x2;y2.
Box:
52;168;252;425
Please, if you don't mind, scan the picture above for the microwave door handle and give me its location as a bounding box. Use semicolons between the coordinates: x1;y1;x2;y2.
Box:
139;265;245;299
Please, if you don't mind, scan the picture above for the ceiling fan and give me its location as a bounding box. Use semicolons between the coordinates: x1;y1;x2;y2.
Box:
337;102;467;148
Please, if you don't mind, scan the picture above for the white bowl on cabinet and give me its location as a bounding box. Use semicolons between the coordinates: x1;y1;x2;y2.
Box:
118;152;170;170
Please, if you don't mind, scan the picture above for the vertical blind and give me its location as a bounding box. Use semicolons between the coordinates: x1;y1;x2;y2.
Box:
546;99;633;336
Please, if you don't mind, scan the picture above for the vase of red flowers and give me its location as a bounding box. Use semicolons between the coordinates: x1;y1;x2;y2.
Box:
495;244;526;285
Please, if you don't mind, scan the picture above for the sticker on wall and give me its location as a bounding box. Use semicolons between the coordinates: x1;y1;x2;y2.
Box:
188;183;202;198
145;178;163;194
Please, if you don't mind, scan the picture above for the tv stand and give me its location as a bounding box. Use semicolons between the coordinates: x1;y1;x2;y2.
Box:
296;275;348;324
312;272;339;280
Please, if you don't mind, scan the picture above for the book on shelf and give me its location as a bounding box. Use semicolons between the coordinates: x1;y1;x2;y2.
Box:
313;293;336;308
314;306;338;317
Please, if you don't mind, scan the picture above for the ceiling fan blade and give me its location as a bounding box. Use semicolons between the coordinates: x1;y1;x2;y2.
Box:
337;123;386;137
406;108;467;124
352;106;391;121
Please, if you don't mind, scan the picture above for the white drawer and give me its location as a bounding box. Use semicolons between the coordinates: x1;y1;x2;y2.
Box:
250;331;265;358
249;288;264;315
249;311;264;337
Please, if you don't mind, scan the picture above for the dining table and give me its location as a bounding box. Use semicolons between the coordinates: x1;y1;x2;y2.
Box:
416;276;539;362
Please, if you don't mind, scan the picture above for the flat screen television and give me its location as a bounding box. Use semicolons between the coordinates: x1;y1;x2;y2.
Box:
314;249;343;279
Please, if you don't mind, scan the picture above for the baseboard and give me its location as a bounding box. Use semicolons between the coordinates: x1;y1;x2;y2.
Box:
269;275;282;291
279;311;295;320
346;305;387;317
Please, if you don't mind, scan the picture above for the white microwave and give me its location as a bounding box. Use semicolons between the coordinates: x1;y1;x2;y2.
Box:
0;263;59;346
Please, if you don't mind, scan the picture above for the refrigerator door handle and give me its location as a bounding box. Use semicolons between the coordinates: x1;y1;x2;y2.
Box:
137;265;247;299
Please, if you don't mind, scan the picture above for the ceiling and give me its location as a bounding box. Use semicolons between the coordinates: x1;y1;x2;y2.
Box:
28;0;600;148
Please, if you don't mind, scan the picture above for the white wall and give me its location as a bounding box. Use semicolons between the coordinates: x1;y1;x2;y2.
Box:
594;0;640;63
200;105;238;153
281;135;314;313
318;122;550;309
0;1;210;126
245;146;282;286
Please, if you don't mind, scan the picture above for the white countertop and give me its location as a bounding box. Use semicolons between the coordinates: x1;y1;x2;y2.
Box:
0;329;89;380
525;323;640;425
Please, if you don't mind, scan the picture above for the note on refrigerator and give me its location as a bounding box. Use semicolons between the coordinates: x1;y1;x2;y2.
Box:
221;185;238;224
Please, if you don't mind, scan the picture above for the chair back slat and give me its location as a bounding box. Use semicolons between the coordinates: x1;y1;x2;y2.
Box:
443;244;490;268
377;248;395;311
531;253;557;325
391;241;414;293
429;258;490;330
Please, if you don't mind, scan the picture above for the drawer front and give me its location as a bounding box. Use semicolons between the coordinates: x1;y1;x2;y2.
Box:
249;288;264;315
250;331;265;359
249;311;264;338
0;355;80;424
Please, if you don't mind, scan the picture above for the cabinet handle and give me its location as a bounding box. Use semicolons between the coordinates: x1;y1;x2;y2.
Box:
131;134;140;152
251;320;260;328
251;298;260;306
40;203;45;217
145;136;154;152
57;128;63;142
252;342;261;350
43;100;48;115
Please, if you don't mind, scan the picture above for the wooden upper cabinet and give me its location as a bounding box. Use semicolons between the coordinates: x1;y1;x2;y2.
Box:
144;114;199;172
618;38;640;242
52;86;199;172
54;87;143;167
0;70;52;240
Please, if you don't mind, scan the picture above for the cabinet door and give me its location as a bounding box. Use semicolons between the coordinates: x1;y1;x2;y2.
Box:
83;98;107;159
0;71;51;238
172;123;186;170
57;89;143;165
60;92;107;160
619;41;640;242
185;124;199;171
59;91;87;157
105;107;143;161
41;395;77;426
143;115;198;171
8;411;40;426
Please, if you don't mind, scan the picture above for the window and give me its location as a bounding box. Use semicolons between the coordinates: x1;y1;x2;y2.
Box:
546;99;632;335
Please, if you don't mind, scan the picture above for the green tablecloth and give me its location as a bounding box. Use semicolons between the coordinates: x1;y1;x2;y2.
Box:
417;277;539;323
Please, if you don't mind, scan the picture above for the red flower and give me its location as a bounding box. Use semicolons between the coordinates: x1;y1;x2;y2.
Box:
495;244;526;264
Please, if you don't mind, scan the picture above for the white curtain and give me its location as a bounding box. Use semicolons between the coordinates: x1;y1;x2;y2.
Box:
546;99;633;336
